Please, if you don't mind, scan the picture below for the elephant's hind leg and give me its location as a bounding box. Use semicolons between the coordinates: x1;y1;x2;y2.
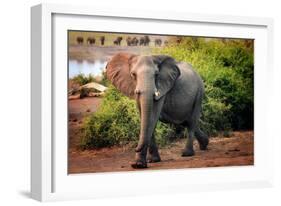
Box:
147;133;161;163
182;127;195;157
195;127;209;150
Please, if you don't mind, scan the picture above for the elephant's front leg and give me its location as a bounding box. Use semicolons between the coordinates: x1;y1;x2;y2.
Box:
147;133;161;163
131;145;148;169
132;97;165;168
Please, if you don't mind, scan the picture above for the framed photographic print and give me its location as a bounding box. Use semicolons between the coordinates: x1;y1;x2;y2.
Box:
31;3;274;201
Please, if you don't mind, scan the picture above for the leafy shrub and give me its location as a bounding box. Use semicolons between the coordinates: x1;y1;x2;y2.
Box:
71;73;96;85
80;86;173;149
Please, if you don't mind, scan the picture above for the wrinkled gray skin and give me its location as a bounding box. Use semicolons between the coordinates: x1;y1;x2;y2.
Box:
106;53;209;168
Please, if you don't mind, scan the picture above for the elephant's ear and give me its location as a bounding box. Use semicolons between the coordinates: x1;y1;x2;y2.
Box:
106;53;137;98
153;55;181;100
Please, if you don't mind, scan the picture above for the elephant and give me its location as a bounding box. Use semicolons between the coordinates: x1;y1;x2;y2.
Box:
154;38;162;46
126;37;139;46
76;36;84;45
114;37;123;45
164;40;169;46
132;37;139;46
126;37;132;46
100;36;105;45
87;37;96;45
176;37;183;44
139;37;144;46
139;35;150;46
144;36;150;46
106;53;209;169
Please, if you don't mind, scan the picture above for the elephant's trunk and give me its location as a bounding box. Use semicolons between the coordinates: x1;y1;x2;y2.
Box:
135;86;155;152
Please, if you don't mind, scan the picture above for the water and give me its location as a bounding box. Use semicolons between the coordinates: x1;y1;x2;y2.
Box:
69;60;107;78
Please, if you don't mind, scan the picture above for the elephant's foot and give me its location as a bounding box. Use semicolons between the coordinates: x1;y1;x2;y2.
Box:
199;137;209;150
181;148;195;157
132;150;148;169
147;154;161;163
147;146;161;163
195;128;209;150
131;160;147;169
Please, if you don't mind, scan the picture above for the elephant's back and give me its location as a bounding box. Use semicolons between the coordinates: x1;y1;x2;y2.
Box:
176;62;204;97
178;62;204;87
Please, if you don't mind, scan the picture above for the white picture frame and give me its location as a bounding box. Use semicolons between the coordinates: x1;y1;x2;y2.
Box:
31;3;274;202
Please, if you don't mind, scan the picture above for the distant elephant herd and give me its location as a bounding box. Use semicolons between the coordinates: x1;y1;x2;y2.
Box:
76;36;105;46
76;35;169;47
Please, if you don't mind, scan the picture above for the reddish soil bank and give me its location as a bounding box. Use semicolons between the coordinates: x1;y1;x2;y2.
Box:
68;97;254;174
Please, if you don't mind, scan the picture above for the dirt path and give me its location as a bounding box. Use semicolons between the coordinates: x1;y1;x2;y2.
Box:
68;97;102;148
68;131;253;174
68;97;254;174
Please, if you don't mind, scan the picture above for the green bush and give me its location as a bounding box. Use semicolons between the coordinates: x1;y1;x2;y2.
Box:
71;73;96;85
80;86;173;149
71;72;110;87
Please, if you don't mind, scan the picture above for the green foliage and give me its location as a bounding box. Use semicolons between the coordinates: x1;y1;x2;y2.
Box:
80;86;173;149
71;73;96;85
99;71;110;87
157;37;254;134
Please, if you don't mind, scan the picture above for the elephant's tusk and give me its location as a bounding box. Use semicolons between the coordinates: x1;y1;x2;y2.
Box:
155;91;160;97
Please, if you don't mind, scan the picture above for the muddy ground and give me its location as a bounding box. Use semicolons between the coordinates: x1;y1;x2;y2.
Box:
68;97;254;174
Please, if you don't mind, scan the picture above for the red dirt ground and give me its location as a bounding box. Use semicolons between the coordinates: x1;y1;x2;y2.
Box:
68;97;254;174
